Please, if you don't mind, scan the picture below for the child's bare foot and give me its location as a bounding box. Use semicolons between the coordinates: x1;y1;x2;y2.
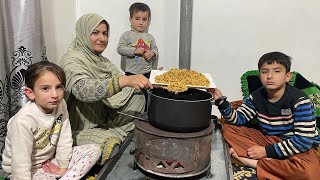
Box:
229;148;257;168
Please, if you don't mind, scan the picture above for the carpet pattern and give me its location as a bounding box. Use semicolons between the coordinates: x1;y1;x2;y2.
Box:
232;163;257;180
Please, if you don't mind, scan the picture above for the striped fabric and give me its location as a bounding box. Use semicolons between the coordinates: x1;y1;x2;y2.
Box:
219;84;320;158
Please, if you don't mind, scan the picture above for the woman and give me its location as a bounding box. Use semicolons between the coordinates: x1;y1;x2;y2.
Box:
59;13;152;165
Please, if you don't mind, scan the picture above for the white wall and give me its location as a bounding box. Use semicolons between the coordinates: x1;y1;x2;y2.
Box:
40;0;76;63
192;0;320;100
42;0;320;116
190;0;320;115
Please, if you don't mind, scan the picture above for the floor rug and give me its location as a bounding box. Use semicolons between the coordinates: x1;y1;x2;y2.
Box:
232;163;257;180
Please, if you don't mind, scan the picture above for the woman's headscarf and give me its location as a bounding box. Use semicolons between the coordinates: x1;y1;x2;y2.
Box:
73;13;109;55
59;13;133;106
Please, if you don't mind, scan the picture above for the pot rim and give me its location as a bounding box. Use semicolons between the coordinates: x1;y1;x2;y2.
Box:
147;89;213;103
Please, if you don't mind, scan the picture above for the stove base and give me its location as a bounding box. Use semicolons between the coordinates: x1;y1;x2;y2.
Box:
134;120;215;178
136;160;211;178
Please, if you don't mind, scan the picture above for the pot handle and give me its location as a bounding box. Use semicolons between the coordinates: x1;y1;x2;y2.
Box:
211;114;217;123
211;99;215;106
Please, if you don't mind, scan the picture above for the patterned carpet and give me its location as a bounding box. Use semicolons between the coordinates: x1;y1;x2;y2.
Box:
232;163;257;180
231;147;320;180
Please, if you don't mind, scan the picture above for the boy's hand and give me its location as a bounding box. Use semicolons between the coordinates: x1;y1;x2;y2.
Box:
42;160;67;175
143;50;155;60
134;47;145;55
207;88;223;100
247;145;266;159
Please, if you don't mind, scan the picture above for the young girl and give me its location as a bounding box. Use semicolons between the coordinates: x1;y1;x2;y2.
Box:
1;61;101;180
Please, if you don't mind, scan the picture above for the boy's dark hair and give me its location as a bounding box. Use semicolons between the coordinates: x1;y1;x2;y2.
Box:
25;61;66;90
129;2;151;18
258;52;292;73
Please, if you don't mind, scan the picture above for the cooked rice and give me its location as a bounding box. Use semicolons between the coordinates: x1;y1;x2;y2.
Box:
155;68;210;93
163;82;188;94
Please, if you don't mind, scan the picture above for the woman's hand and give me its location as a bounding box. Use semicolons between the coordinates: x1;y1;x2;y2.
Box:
207;88;223;100
119;75;153;90
42;160;67;175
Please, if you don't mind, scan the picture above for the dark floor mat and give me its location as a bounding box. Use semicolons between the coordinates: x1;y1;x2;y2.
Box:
232;163;257;180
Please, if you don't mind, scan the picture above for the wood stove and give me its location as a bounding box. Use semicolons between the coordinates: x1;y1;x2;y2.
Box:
134;118;215;178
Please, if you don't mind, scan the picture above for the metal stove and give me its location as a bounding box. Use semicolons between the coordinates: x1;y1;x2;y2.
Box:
134;119;215;178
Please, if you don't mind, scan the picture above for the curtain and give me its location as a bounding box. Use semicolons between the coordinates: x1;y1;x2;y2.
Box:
0;0;46;166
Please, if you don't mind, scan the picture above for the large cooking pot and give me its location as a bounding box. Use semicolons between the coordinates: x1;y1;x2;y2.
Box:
147;88;213;133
